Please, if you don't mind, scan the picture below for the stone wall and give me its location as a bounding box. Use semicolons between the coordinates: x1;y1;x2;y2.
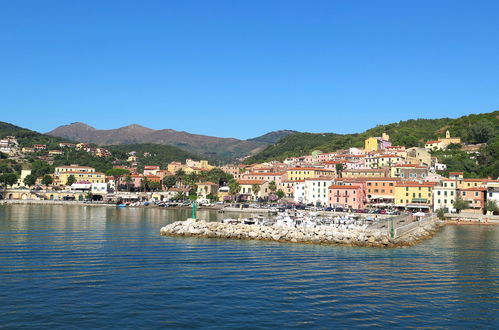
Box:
160;217;441;248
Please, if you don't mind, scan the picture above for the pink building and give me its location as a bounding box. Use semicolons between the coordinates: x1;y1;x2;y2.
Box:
328;184;365;209
242;172;286;185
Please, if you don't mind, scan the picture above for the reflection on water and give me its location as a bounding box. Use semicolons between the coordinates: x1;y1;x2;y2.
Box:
0;205;498;328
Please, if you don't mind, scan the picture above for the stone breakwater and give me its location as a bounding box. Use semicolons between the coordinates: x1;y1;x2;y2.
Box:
160;218;442;248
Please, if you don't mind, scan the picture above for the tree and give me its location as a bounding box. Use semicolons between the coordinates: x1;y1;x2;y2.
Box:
453;196;470;214
268;180;277;193
276;189;285;199
141;177;150;192
173;191;185;201
105;168;130;177
252;183;260;201
163;175;177;188
148;181;162;192
206;193;218;203
436;208;446;220
23;174;37;187
41;175;53;186
484;200;499;215
0;173;18;187
335;163;344;177
125;175;132;192
66;174;76;186
228;179;241;202
31;160;53;178
469;121;494;144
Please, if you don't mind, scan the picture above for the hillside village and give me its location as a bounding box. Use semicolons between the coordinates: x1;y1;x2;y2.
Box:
1;130;498;215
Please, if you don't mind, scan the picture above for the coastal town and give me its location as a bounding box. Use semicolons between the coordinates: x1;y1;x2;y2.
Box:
1;130;498;216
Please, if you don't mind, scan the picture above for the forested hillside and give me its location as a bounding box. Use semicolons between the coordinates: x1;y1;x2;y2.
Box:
245;111;499;163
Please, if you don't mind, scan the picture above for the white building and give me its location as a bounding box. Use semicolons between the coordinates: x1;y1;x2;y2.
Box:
433;179;457;212
303;177;335;206
293;182;305;204
91;182;109;195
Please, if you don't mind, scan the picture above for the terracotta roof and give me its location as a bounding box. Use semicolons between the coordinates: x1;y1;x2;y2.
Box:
288;167;332;171
304;176;335;181
426;140;441;144
396;182;437;187
197;181;218;185
328;185;361;189
460;187;486;191
237;180;266;185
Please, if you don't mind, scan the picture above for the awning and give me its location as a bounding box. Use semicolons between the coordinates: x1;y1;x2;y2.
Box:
407;204;430;209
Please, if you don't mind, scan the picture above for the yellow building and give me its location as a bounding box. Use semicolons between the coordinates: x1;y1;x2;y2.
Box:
55;165;96;174
342;168;389;178
456;178;489;190
364;137;379;151
167;162;185;174
394;182;436;209
440;130;461;146
58;171;107;185
286;167;335;181
364;133;390;151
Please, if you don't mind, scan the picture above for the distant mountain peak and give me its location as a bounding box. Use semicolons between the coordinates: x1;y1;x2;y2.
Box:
66;122;96;130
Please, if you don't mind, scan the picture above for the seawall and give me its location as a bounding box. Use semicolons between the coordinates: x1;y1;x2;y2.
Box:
160;217;442;248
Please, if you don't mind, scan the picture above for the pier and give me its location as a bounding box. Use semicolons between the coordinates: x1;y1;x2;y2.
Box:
160;213;441;248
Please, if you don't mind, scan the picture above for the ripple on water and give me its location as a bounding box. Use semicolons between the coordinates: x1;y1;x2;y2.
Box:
0;205;498;328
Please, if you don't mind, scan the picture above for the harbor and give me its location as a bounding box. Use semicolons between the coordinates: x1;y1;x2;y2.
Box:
160;207;441;247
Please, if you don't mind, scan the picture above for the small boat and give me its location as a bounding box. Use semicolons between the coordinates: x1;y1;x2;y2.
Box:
117;204;127;208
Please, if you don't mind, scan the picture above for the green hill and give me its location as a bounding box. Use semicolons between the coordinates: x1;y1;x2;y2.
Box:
0;121;68;147
245;111;499;163
106;143;200;169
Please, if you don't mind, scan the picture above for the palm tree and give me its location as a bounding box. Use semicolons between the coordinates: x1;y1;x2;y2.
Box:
125;175;132;192
252;183;260;201
268;180;277;193
228;180;241;202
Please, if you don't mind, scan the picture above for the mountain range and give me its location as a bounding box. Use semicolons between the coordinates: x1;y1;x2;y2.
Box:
46;123;296;161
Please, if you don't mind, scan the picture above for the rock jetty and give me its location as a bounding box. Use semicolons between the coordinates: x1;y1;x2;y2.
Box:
160;218;441;248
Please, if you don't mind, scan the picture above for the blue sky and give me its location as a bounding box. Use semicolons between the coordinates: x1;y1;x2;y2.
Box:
1;0;498;139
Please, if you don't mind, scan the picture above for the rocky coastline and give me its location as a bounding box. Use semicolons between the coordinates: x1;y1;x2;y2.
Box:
160;217;442;248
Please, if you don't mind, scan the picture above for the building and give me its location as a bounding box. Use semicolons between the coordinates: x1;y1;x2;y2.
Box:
286;167;335;181
424;131;461;151
55;165;96;175
48;150;64;156
458;188;486;214
363;178;399;205
58;171;107;185
424;140;445;151
196;182;219;200
394;182;436;211
328;185;365;209
302;177;335;206
433;179;457;212
143;165;160;176
242;172;285;186
366;155;403;169
236;180;270;201
406;147;432;167
364;133;391;151
342;168;389;178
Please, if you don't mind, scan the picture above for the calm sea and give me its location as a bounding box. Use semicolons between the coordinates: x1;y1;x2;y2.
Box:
0;205;498;328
